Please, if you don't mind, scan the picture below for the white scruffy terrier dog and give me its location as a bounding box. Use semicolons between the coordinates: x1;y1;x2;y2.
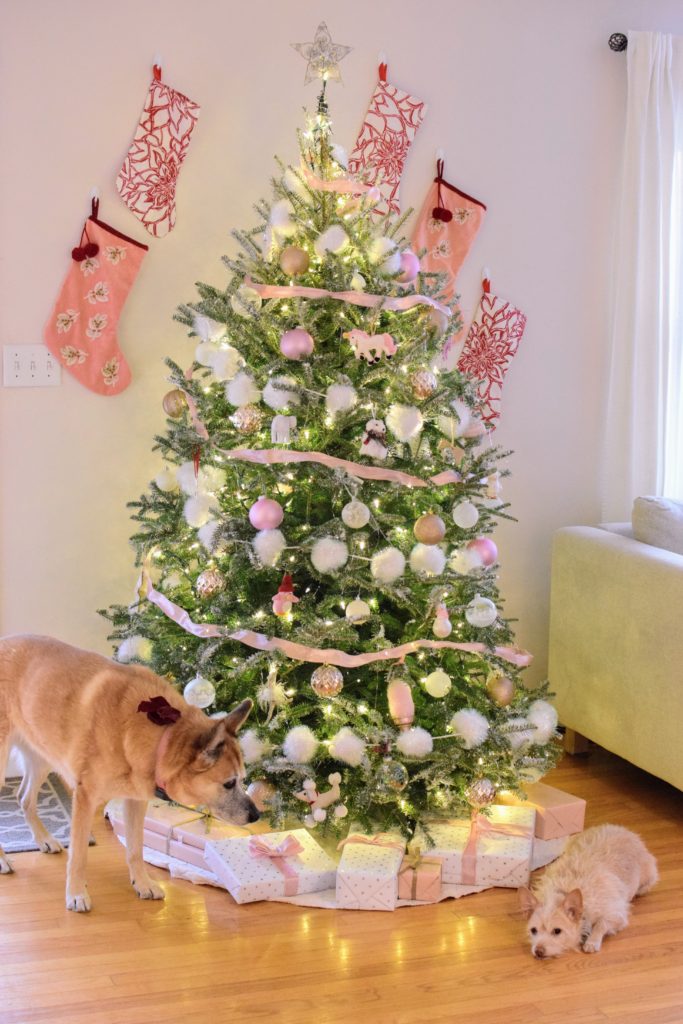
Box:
519;824;658;957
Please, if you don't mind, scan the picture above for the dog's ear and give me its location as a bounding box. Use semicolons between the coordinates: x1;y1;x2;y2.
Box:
518;887;539;917
223;698;253;735
193;720;230;771
562;889;583;921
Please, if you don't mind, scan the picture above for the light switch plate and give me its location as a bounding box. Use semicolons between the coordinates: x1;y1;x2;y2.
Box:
3;345;62;387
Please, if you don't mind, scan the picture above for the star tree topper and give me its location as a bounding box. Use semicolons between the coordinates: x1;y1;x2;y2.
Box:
292;22;352;84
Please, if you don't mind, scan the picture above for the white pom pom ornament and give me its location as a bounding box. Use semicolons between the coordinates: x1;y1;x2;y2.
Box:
369;236;401;274
450;709;490;748
226;371;260;407
283;725;318;763
329;727;366;766
527;700;559;744
409;543;446;576
311;537;349;574
314;225;349;257
252;529;286;567
195;340;220;367
240;729;266;764
325;383;357;415
386;404;424;442
371;547;406;584
505;717;536;750
117;636;153;664
395;727;433;757
263;376;299;411
210;346;243;382
155;468;179;493
176;462;225;497
183;494;218;528
197;520;220;551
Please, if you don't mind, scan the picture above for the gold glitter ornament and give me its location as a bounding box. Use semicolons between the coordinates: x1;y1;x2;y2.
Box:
162;388;188;418
231;404;263;434
411;370;438;400
486;673;516;707
195;568;226;600
413;513;446;545
311;664;344;698
279;245;310;276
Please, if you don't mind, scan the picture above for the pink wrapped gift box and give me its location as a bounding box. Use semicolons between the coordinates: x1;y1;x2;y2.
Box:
336;832;406;911
205;829;337;904
496;782;586;840
107;798;203;838
414;806;535;888
397;852;441;902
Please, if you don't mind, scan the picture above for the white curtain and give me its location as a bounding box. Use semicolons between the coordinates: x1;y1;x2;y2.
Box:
602;31;683;519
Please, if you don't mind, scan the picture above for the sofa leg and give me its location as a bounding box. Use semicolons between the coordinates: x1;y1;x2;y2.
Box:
564;728;590;755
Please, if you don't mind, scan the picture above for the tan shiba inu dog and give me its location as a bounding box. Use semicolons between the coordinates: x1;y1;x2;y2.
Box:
0;635;259;912
519;824;658;957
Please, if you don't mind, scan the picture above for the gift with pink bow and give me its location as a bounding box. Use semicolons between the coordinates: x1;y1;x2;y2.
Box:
204;828;337;904
336;831;406;911
414;805;536;888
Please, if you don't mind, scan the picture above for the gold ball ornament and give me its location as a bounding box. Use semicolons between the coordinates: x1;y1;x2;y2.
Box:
466;778;497;808
231;404;263;434
413;513;446;545
279;245;310;276
311;664;344;698
411;370;438;400
162;388;188;419
246;780;276;811
195;568;226;600
375;758;409;802
486;673;516;707
424;669;452;698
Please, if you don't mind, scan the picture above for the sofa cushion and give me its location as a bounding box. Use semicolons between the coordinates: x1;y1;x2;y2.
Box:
632;496;683;555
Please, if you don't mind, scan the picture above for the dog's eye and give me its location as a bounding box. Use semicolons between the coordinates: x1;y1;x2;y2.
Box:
552;928;562;935
530;927;537;935
223;779;237;790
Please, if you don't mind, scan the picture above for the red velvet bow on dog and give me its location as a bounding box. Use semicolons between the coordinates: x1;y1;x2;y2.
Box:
137;695;181;726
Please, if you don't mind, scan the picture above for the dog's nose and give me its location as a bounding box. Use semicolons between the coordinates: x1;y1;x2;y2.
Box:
247;806;261;823
534;946;546;959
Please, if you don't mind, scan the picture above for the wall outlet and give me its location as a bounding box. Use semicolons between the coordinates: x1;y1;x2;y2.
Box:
3;345;62;387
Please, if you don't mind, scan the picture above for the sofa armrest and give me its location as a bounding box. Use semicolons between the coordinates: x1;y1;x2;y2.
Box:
549;526;683;791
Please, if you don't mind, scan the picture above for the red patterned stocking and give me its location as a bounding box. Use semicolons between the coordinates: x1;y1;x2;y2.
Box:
348;63;426;217
457;273;527;428
116;65;200;238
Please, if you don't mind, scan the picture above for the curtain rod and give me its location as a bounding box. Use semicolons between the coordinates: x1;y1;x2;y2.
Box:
609;33;627;51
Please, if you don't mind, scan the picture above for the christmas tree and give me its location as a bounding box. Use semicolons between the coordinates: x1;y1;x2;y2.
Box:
103;72;559;837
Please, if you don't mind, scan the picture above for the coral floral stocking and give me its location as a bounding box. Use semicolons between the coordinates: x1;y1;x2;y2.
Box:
44;198;148;396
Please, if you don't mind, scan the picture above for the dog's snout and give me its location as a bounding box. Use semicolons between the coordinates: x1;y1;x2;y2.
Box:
247;804;260;823
534;946;546;959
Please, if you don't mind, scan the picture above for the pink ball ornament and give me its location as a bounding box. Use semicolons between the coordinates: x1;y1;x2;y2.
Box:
398;250;420;283
280;327;314;361
466;537;498;567
249;496;284;530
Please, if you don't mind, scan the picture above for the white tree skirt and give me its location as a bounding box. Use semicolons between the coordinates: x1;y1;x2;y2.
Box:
112;830;567;909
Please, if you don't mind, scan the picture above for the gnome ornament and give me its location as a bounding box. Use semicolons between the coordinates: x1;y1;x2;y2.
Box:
360;419;388;459
272;574;299;617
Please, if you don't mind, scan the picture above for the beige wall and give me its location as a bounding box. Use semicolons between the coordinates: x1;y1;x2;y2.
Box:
2;0;682;681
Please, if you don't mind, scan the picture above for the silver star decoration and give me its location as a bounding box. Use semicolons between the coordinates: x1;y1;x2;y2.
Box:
292;22;352;85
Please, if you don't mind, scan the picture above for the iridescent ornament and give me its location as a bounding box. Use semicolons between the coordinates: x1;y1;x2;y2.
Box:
413;513;446;544
231;404;263;434
195;568;226;600
486;673;516;707
183;675;216;708
341;499;370;529
311;664;344;698
375;758;409;801
411;369;438;400
466;778;497;808
465;594;498;628
279;245;310;276
162;388;188;419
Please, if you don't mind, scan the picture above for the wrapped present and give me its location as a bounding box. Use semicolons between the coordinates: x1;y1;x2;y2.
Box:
204;829;336;904
107;798;203;838
336;832;406;911
397;842;442;902
414;805;535;888
496;782;586;840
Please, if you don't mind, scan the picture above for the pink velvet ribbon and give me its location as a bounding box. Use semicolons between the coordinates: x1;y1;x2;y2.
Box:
247;834;304;896
138;568;532;668
217;446;462;489
461;812;533;885
337;832;406;853
244;277;451;317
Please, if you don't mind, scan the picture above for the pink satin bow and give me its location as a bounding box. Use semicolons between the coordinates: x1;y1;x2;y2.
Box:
461;813;533;885
337;832;406;853
247;835;304;896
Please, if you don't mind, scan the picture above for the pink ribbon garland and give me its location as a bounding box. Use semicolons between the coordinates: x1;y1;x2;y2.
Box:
217;446;462;489
247;834;304;896
301;166;379;197
461;812;533;885
244;277;451;318
337;832;406;853
139;569;532;668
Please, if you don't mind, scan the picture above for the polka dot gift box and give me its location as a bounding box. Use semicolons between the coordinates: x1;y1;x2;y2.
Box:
413;806;536;888
336;831;406;911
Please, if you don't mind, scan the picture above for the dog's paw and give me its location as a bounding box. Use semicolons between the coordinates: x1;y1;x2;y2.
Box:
132;878;165;901
582;939;602;954
66;890;92;913
38;835;64;855
0;854;14;875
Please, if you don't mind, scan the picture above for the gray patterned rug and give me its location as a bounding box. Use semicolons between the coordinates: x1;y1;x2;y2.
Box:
0;774;92;853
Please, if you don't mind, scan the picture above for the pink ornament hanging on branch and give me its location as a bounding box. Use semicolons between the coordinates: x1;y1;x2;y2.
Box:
387;676;415;730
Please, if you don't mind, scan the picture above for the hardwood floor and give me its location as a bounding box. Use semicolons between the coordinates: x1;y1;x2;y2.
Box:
0;747;681;1024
